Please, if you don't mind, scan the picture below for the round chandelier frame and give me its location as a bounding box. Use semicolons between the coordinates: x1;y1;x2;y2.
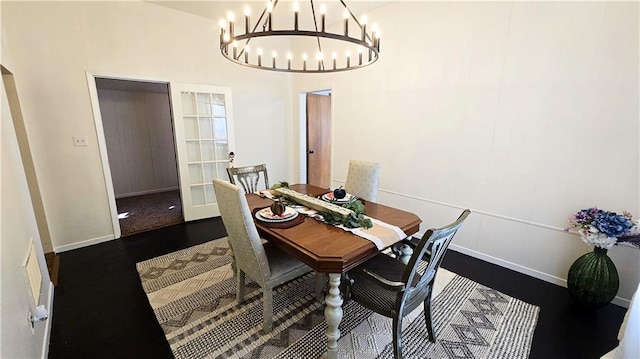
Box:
219;0;380;74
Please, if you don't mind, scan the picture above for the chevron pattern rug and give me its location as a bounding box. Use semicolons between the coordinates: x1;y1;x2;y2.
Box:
136;238;539;359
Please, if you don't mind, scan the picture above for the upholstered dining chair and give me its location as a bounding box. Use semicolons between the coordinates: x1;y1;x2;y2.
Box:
227;164;270;193
344;160;381;202
212;179;312;332
346;209;471;359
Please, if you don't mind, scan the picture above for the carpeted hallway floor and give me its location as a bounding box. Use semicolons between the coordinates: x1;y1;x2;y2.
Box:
116;190;184;237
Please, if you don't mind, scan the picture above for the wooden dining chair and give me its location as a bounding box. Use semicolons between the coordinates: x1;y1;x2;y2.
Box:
227;164;270;193
346;209;471;359
344;160;381;202
212;179;313;333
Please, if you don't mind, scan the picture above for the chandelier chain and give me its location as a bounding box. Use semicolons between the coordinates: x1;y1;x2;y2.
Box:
309;0;325;70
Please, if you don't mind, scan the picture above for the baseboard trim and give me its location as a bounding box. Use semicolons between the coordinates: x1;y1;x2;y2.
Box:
449;243;568;286
448;243;631;308
115;187;179;199
53;234;115;253
42;281;54;359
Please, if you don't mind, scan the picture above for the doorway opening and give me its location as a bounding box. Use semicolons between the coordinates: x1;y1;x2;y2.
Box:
300;89;332;188
95;78;183;237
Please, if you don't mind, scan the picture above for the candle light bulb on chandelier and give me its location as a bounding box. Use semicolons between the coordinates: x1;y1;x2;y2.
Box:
343;8;350;36
360;15;368;41
317;52;323;70
244;6;250;33
266;1;273;31
227;12;235;37
232;40;238;59
320;3;327;32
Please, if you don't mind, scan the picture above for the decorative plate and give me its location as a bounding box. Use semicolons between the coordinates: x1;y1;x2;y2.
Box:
255;207;299;222
321;192;353;203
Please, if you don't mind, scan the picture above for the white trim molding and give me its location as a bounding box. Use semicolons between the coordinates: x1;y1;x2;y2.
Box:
448;244;630;308
54;234;114;253
42;281;54;359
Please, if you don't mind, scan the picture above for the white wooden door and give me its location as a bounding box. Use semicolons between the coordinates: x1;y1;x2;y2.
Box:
170;84;235;221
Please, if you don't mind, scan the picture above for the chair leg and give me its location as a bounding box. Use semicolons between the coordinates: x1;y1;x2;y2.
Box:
227;241;237;273
424;297;436;343
392;316;403;359
340;273;353;302
263;288;273;333
236;269;245;306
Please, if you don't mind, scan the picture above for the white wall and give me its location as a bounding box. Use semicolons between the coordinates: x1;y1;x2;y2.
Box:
292;2;639;304
97;85;178;198
1;74;53;359
1;1;293;251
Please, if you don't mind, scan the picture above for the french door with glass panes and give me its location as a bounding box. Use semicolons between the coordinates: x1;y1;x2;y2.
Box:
170;84;235;221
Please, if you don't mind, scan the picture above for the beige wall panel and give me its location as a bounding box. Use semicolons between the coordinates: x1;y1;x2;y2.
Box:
292;2;639;303
97;88;178;197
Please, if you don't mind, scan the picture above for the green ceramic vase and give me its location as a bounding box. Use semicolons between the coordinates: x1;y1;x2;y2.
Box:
567;247;619;308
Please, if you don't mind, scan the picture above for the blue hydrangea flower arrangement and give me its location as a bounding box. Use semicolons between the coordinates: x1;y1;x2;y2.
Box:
566;207;640;249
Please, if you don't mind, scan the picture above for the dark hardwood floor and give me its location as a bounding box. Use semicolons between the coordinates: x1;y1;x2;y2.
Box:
49;218;626;359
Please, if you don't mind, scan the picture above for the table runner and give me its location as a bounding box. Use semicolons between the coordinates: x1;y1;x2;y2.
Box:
346;216;407;249
272;188;407;249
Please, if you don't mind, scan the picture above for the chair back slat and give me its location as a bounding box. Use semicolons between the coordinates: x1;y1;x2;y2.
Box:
402;210;471;305
227;164;270;193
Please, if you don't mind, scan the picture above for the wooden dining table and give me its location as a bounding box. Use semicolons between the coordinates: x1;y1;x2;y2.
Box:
246;184;422;359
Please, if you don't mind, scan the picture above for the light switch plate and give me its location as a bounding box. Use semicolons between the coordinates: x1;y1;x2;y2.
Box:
73;136;88;147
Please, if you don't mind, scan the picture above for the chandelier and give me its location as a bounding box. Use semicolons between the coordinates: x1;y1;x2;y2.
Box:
219;0;380;73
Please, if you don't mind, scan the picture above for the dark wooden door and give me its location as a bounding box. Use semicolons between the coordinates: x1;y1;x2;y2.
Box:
306;93;331;188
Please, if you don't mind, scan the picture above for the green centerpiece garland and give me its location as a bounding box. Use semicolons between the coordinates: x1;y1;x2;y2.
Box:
323;196;373;229
272;186;373;229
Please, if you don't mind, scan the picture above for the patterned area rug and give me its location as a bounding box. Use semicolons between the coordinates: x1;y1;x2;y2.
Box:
136;238;539;359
